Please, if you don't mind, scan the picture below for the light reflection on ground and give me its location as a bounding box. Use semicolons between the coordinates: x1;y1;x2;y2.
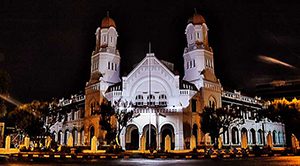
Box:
2;156;300;166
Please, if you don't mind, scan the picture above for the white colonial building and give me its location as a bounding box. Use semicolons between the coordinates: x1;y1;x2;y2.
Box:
47;13;286;151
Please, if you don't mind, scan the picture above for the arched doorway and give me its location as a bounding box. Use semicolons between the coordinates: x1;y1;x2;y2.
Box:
89;126;95;145
72;128;78;146
273;130;277;145
192;124;198;145
64;130;70;145
241;128;248;148
80;128;84;145
232;127;239;144
143;124;157;150
52;131;57;143
278;132;281;144
250;128;256;144
125;124;139;150
161;124;175;151
58;131;63;144
267;131;273;147
258;129;263;144
223;129;229;144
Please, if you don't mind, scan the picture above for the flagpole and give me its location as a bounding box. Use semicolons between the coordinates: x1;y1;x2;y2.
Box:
148;42;151;150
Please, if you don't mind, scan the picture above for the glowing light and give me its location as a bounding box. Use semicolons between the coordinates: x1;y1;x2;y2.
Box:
0;94;22;106
258;55;296;69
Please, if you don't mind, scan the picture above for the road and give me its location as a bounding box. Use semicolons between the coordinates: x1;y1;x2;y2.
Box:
2;156;300;166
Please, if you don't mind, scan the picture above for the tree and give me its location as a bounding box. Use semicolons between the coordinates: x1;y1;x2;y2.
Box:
6;100;49;140
257;98;300;146
200;106;244;148
99;99;136;147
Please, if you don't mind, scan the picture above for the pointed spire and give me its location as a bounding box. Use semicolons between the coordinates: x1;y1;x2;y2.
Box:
194;8;197;15
107;11;110;17
146;42;154;57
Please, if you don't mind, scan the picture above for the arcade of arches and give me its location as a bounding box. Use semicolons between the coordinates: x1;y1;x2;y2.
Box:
125;124;175;150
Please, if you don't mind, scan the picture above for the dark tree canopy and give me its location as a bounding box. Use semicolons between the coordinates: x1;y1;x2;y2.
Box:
99;99;135;147
6;100;49;139
258;98;300;145
200;106;244;147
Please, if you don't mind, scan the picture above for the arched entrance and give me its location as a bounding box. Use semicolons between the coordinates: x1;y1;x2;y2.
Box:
250;128;256;144
267;131;273;147
258;129;263;144
161;124;175;151
143;124;157;150
89;126;95;145
64;130;69;145
52;131;57;143
241;128;248;148
273;130;277;145
58;131;63;144
125;124;139;150
232;127;239;144
72;128;78;146
80;128;84;145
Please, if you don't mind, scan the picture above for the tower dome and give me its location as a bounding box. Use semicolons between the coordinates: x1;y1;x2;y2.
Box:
188;14;206;25
101;15;116;28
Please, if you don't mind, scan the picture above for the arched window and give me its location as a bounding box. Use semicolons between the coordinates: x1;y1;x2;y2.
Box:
273;130;277;144
278;131;281;144
257;129;263;144
208;96;216;108
135;95;144;106
159;94;167;106
250;129;256;144
147;95;155;106
223;129;229;144
90;101;99;115
232;127;239;144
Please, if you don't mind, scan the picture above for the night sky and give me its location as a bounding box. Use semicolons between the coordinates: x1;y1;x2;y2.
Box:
1;0;300;103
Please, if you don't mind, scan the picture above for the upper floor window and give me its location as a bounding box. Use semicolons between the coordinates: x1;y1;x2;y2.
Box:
147;95;155;106
159;94;167;106
108;62;110;69
135;95;144;106
208;97;216;108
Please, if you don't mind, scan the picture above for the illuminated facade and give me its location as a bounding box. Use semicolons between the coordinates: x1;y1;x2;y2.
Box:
221;91;286;148
47;13;286;150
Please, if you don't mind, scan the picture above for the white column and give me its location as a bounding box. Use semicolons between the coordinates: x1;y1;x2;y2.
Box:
228;128;232;145
175;130;184;150
238;129;242;145
120;129;126;150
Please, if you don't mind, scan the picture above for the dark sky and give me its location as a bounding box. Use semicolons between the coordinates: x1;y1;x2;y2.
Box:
0;0;300;103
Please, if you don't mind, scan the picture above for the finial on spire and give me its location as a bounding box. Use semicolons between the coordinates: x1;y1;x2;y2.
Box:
148;42;151;53
107;11;110;17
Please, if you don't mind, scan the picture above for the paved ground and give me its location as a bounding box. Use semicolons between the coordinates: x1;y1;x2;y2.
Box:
1;156;300;166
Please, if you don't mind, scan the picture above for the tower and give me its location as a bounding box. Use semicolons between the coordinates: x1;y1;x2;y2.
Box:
90;12;121;94
183;13;222;108
84;13;120;145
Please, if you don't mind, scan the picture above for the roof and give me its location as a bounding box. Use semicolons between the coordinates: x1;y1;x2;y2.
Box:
101;16;116;28
188;13;206;25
